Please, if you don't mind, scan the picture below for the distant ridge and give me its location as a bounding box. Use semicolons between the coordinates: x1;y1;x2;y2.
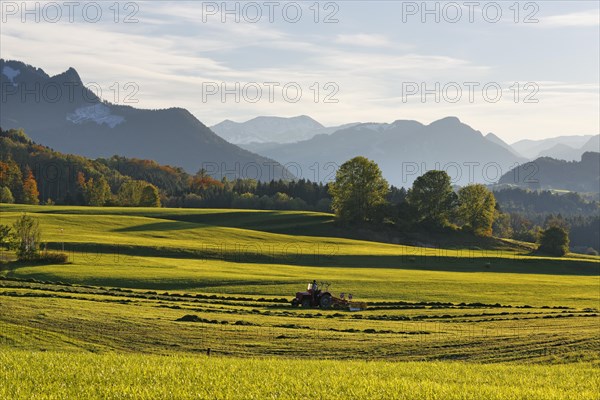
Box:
498;152;600;193
512;135;595;159
211;116;360;145
242;116;526;186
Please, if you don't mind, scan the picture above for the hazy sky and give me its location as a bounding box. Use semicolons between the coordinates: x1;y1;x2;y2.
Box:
1;1;599;142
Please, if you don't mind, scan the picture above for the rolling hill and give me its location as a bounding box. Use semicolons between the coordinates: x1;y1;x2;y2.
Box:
498;151;600;193
1;204;598;397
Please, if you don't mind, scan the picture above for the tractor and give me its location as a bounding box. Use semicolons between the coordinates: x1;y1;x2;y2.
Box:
291;281;334;309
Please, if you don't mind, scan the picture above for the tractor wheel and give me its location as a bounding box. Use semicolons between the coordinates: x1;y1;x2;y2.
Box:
301;298;312;308
320;294;333;309
291;299;299;307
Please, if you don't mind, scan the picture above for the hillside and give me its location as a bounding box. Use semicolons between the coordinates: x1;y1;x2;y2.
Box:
0;128;197;205
1;204;598;303
247;117;525;186
484;132;522;157
498;152;600;193
0;59;291;180
0;205;598;369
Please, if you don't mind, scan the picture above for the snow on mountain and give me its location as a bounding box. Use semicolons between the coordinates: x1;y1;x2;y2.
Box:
2;66;20;86
67;104;125;128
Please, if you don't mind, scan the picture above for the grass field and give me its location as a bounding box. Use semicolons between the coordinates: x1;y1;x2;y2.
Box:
1;204;599;398
1;350;598;400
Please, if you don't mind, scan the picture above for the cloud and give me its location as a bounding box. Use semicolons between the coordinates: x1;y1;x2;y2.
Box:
0;1;597;141
540;10;599;27
334;33;393;48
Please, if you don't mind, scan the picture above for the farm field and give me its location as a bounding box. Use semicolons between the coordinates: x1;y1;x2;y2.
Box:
1;204;599;398
1;350;598;400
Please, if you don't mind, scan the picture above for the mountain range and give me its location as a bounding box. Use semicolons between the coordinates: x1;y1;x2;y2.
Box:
534;135;599;161
511;135;598;160
234;117;528;186
210;115;360;145
213;115;598;165
2;59;597;190
0;59;291;181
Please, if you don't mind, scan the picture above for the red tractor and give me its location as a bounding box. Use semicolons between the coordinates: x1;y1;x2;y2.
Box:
291;281;333;309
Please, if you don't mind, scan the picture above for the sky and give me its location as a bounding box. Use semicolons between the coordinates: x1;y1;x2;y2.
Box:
1;1;599;143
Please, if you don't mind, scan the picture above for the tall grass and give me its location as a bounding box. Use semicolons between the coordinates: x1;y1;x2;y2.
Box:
1;350;598;399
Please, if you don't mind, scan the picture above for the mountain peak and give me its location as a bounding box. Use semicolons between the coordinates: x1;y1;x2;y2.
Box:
1;59;293;180
428;116;462;127
52;66;82;84
211;115;326;144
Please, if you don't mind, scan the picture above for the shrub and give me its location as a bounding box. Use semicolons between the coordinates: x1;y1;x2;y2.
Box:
37;251;69;264
538;226;570;257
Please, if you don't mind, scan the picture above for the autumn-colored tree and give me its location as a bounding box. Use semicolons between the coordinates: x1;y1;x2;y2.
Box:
22;168;39;205
0;161;8;184
191;169;224;193
0;158;24;202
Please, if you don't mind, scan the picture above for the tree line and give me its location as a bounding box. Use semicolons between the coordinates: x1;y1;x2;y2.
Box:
1;129;596;254
0;129;160;207
328;157;581;256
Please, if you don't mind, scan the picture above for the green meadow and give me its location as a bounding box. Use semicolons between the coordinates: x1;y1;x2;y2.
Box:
1;204;599;399
1;350;598;400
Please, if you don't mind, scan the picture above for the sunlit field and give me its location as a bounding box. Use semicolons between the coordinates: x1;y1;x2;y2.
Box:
1;204;599;398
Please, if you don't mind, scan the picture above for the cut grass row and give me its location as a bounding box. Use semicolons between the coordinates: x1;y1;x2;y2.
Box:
1;279;598;363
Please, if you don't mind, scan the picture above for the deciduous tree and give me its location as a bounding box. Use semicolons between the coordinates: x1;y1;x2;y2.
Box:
11;214;41;261
22;169;39;205
329;157;389;223
538;226;570;256
457;184;496;236
407;170;456;227
139;184;161;207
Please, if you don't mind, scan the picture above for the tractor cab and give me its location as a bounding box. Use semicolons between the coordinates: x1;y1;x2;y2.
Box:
290;281;367;311
291;281;332;309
